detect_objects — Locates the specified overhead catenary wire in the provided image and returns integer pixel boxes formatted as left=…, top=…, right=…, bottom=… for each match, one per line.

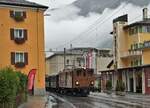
left=52, top=0, right=122, bottom=49
left=51, top=0, right=145, bottom=50
left=66, top=1, right=130, bottom=47
left=68, top=1, right=148, bottom=46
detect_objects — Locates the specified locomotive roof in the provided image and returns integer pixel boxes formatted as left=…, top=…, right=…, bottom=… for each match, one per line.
left=61, top=68, right=94, bottom=73
left=49, top=72, right=59, bottom=76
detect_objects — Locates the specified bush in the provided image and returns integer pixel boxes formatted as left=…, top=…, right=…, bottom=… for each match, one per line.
left=0, top=67, right=27, bottom=107
left=115, top=80, right=125, bottom=92
left=16, top=71, right=28, bottom=104
left=106, top=80, right=112, bottom=91
left=0, top=68, right=19, bottom=104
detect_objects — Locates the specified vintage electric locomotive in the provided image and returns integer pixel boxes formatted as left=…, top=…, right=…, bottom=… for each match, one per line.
left=46, top=68, right=95, bottom=96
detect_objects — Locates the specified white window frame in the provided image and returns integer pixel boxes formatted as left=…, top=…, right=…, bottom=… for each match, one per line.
left=142, top=26, right=147, bottom=33
left=15, top=52, right=25, bottom=63
left=13, top=10, right=23, bottom=17
left=147, top=26, right=150, bottom=33
left=14, top=28, right=24, bottom=38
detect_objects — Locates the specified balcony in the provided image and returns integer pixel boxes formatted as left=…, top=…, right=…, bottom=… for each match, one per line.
left=120, top=50, right=142, bottom=58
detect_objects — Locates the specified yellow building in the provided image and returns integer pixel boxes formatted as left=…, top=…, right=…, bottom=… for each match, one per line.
left=114, top=8, right=150, bottom=69
left=101, top=8, right=150, bottom=94
left=0, top=0, right=48, bottom=95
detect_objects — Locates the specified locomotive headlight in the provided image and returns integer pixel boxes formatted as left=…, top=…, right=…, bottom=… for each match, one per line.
left=75, top=81, right=79, bottom=85
left=91, top=81, right=94, bottom=85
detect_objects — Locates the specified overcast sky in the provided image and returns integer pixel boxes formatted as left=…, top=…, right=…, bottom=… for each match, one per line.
left=28, top=0, right=150, bottom=52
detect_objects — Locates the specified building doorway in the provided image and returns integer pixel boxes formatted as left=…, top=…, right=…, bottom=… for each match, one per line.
left=130, top=78, right=134, bottom=92
left=136, top=72, right=142, bottom=93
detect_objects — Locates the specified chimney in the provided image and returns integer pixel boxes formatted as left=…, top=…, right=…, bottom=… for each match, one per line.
left=143, top=8, right=148, bottom=21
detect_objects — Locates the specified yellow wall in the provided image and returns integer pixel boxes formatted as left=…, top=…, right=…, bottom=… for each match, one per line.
left=143, top=50, right=150, bottom=64
left=0, top=6, right=46, bottom=93
left=128, top=34, right=139, bottom=49
left=119, top=30, right=150, bottom=68
left=139, top=33, right=150, bottom=42
left=114, top=22, right=129, bottom=68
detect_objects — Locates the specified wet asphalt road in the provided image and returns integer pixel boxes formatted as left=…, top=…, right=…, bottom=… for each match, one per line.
left=49, top=93, right=149, bottom=108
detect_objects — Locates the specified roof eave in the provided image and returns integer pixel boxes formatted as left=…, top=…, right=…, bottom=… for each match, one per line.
left=0, top=2, right=49, bottom=9
left=124, top=22, right=150, bottom=29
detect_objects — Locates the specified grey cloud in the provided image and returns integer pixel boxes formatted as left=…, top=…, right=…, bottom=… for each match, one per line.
left=73, top=0, right=150, bottom=16
left=47, top=5, right=81, bottom=22
left=27, top=0, right=150, bottom=51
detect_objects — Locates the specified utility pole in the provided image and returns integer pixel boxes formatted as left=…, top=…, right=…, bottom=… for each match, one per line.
left=114, top=32, right=118, bottom=76
left=70, top=44, right=74, bottom=69
left=64, top=48, right=66, bottom=69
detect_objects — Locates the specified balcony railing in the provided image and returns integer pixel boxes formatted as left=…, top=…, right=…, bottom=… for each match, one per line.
left=120, top=50, right=142, bottom=58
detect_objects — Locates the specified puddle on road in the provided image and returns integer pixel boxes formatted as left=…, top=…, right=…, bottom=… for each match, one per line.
left=52, top=99, right=71, bottom=108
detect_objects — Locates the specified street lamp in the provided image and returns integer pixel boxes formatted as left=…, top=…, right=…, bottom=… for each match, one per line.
left=44, top=14, right=51, bottom=16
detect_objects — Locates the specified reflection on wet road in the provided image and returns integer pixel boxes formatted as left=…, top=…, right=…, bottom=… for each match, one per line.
left=49, top=93, right=149, bottom=108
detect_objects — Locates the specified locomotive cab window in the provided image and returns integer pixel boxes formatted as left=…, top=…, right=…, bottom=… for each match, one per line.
left=83, top=71, right=86, bottom=77
left=90, top=70, right=94, bottom=76
left=76, top=70, right=81, bottom=76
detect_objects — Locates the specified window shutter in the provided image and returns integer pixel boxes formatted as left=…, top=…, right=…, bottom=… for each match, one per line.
left=24, top=29, right=27, bottom=40
left=24, top=52, right=28, bottom=65
left=10, top=28, right=14, bottom=40
left=11, top=52, right=15, bottom=65
left=23, top=11, right=26, bottom=18
left=10, top=10, right=14, bottom=17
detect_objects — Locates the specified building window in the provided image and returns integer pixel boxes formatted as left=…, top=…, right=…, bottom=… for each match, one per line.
left=10, top=10, right=26, bottom=21
left=66, top=59, right=69, bottom=65
left=139, top=58, right=142, bottom=65
left=131, top=58, right=142, bottom=67
left=139, top=26, right=142, bottom=33
left=77, top=57, right=84, bottom=67
left=129, top=26, right=138, bottom=35
left=131, top=44, right=133, bottom=50
left=11, top=52, right=28, bottom=68
left=10, top=28, right=27, bottom=44
left=131, top=61, right=133, bottom=66
left=139, top=43, right=143, bottom=49
left=147, top=26, right=150, bottom=33
left=129, top=26, right=150, bottom=35
left=14, top=11, right=23, bottom=17
left=14, top=29, right=24, bottom=38
left=140, top=26, right=150, bottom=33
left=130, top=43, right=144, bottom=50
left=78, top=60, right=81, bottom=66
left=15, top=52, right=24, bottom=63
left=144, top=41, right=150, bottom=48
left=142, top=26, right=147, bottom=33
